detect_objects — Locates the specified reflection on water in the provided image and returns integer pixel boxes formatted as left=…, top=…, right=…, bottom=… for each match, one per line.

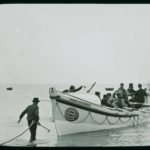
left=54, top=121, right=150, bottom=146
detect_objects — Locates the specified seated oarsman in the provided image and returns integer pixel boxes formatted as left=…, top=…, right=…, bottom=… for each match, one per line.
left=101, top=95, right=108, bottom=106
left=101, top=94, right=114, bottom=108
left=101, top=94, right=112, bottom=107
left=114, top=93, right=125, bottom=108
left=113, top=83, right=130, bottom=108
left=112, top=93, right=132, bottom=110
left=102, top=93, right=127, bottom=110
left=63, top=85, right=83, bottom=93
left=107, top=93, right=119, bottom=109
left=127, top=83, right=136, bottom=102
left=106, top=93, right=113, bottom=104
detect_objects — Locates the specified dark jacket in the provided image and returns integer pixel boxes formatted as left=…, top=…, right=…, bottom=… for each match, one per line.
left=127, top=88, right=136, bottom=96
left=135, top=89, right=147, bottom=103
left=19, top=104, right=39, bottom=121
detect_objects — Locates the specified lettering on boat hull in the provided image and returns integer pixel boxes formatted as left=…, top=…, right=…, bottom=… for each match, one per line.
left=69, top=98, right=91, bottom=107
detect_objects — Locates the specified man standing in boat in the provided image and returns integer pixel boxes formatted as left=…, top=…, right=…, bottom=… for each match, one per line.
left=18, top=97, right=40, bottom=143
left=135, top=83, right=147, bottom=107
left=127, top=83, right=136, bottom=102
left=63, top=85, right=84, bottom=93
left=113, top=83, right=129, bottom=107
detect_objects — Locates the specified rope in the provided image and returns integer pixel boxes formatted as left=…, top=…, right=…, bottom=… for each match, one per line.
left=119, top=117, right=131, bottom=123
left=56, top=102, right=66, bottom=118
left=130, top=117, right=136, bottom=126
left=136, top=109, right=150, bottom=121
left=0, top=122, right=34, bottom=146
left=90, top=112, right=107, bottom=124
left=53, top=93, right=149, bottom=127
left=73, top=112, right=90, bottom=124
left=106, top=116, right=120, bottom=125
left=56, top=102, right=140, bottom=126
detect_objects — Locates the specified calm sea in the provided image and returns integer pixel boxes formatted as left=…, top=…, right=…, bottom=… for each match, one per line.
left=0, top=84, right=150, bottom=147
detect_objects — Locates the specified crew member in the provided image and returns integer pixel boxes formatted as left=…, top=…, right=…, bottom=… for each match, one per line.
left=18, top=97, right=40, bottom=143
left=127, top=83, right=136, bottom=102
left=135, top=83, right=147, bottom=107
left=63, top=85, right=83, bottom=93
left=113, top=83, right=129, bottom=107
left=95, top=91, right=101, bottom=100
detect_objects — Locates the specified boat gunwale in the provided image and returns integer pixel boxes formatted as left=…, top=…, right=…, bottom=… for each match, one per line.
left=54, top=96, right=138, bottom=118
left=57, top=91, right=101, bottom=107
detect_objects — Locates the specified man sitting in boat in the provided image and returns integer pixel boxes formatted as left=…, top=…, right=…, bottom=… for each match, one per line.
left=101, top=94, right=112, bottom=107
left=101, top=93, right=126, bottom=110
left=101, top=93, right=114, bottom=108
left=107, top=93, right=120, bottom=109
left=63, top=85, right=83, bottom=93
left=134, top=83, right=147, bottom=108
left=113, top=93, right=125, bottom=108
left=113, top=83, right=129, bottom=108
left=127, top=83, right=136, bottom=102
left=101, top=94, right=107, bottom=106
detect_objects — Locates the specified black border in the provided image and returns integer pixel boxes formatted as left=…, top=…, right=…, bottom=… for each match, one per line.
left=1, top=145, right=150, bottom=149
left=0, top=2, right=150, bottom=150
left=0, top=0, right=150, bottom=4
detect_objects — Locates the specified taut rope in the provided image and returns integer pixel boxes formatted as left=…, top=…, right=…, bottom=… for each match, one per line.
left=0, top=122, right=34, bottom=146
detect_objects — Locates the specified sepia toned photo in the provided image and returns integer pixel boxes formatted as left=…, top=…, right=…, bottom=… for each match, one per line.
left=1, top=4, right=150, bottom=147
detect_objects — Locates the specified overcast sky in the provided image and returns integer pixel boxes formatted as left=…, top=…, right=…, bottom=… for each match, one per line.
left=1, top=4, right=150, bottom=84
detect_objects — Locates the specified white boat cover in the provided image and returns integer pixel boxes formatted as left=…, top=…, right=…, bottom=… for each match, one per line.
left=60, top=92, right=101, bottom=105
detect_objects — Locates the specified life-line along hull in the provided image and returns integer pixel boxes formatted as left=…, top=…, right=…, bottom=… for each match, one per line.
left=50, top=89, right=150, bottom=136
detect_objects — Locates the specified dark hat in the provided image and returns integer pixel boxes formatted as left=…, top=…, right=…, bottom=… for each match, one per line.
left=69, top=85, right=75, bottom=90
left=32, top=97, right=40, bottom=103
left=138, top=83, right=142, bottom=87
left=95, top=91, right=100, bottom=95
left=129, top=83, right=133, bottom=86
left=107, top=93, right=111, bottom=96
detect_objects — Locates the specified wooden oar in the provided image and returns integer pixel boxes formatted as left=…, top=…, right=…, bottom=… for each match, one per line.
left=39, top=124, right=50, bottom=132
left=87, top=82, right=96, bottom=93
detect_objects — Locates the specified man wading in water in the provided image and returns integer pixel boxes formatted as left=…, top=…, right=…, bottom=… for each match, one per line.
left=18, top=97, right=41, bottom=143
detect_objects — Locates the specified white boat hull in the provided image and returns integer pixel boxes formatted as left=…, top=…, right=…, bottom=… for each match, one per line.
left=49, top=88, right=150, bottom=136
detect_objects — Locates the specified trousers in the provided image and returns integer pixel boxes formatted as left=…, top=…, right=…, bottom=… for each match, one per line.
left=28, top=120, right=37, bottom=142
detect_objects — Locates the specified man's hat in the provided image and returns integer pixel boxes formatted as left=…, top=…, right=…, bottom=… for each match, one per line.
left=69, top=85, right=75, bottom=90
left=33, top=97, right=40, bottom=103
left=138, top=83, right=142, bottom=87
left=129, top=83, right=133, bottom=86
left=95, top=91, right=100, bottom=95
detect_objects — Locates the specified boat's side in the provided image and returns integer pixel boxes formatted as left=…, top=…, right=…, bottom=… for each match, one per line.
left=49, top=88, right=150, bottom=136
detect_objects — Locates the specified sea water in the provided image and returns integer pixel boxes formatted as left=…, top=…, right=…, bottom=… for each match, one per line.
left=0, top=84, right=150, bottom=147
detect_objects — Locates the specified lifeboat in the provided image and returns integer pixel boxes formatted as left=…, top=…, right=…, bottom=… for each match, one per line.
left=49, top=88, right=150, bottom=136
